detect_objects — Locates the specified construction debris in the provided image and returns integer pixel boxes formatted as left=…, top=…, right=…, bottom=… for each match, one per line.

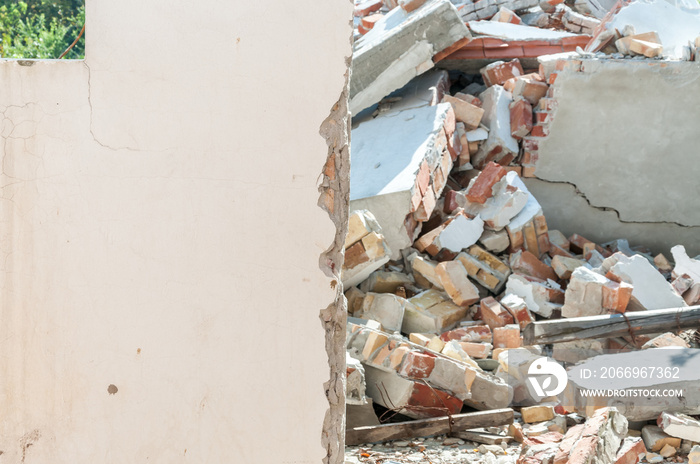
left=345, top=0, right=700, bottom=459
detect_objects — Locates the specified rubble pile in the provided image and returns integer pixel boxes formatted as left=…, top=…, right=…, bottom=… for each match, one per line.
left=344, top=0, right=700, bottom=461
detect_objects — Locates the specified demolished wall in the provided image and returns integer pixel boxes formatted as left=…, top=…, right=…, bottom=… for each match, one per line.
left=525, top=59, right=700, bottom=256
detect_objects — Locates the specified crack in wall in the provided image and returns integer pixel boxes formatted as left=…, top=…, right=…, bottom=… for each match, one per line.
left=532, top=175, right=695, bottom=229
left=83, top=62, right=139, bottom=153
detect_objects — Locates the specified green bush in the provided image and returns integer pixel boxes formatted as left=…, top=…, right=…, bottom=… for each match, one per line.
left=0, top=1, right=85, bottom=59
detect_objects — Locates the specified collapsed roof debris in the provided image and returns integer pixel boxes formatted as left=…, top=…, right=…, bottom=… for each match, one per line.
left=346, top=0, right=700, bottom=461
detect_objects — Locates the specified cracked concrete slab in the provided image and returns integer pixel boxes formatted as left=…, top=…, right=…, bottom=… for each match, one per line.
left=523, top=178, right=700, bottom=256
left=535, top=60, right=700, bottom=227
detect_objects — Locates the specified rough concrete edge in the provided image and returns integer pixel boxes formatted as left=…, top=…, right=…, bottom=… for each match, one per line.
left=317, top=39, right=352, bottom=464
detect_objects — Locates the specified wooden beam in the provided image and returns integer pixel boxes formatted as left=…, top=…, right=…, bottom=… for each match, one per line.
left=451, top=430, right=513, bottom=445
left=522, top=306, right=700, bottom=345
left=345, top=408, right=514, bottom=446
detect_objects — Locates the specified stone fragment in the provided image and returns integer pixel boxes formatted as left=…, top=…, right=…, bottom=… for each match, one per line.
left=435, top=260, right=481, bottom=306
left=443, top=94, right=484, bottom=130
left=642, top=425, right=681, bottom=452
left=689, top=444, right=700, bottom=464
left=343, top=210, right=393, bottom=287
left=500, top=294, right=534, bottom=329
left=456, top=246, right=511, bottom=293
left=404, top=289, right=468, bottom=334
left=614, top=436, right=645, bottom=464
left=479, top=228, right=510, bottom=253
left=398, top=350, right=436, bottom=379
left=510, top=97, right=533, bottom=139
left=364, top=364, right=463, bottom=419
left=427, top=356, right=476, bottom=400
left=550, top=255, right=584, bottom=280
left=553, top=407, right=628, bottom=464
left=642, top=332, right=689, bottom=349
left=512, top=75, right=549, bottom=106
left=671, top=245, right=700, bottom=283
left=607, top=253, right=687, bottom=310
left=521, top=405, right=555, bottom=423
left=493, top=324, right=521, bottom=349
left=358, top=293, right=410, bottom=332
left=480, top=59, right=525, bottom=87
left=510, top=249, right=557, bottom=282
left=505, top=274, right=564, bottom=318
left=657, top=411, right=700, bottom=442
left=466, top=162, right=507, bottom=204
left=629, top=39, right=663, bottom=57
left=480, top=297, right=515, bottom=329
left=441, top=325, right=492, bottom=343
left=472, top=85, right=520, bottom=169
left=360, top=271, right=414, bottom=293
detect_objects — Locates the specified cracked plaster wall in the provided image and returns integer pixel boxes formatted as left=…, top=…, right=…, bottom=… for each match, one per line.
left=528, top=59, right=700, bottom=256
left=0, top=0, right=352, bottom=462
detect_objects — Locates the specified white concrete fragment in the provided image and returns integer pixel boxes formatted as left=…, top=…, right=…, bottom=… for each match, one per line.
left=671, top=245, right=700, bottom=283
left=608, top=254, right=687, bottom=310
left=561, top=266, right=609, bottom=318
left=358, top=293, right=409, bottom=333
left=478, top=176, right=529, bottom=230
left=658, top=412, right=700, bottom=442
left=473, top=85, right=519, bottom=168
left=505, top=274, right=561, bottom=318
left=437, top=215, right=485, bottom=252
left=350, top=102, right=452, bottom=258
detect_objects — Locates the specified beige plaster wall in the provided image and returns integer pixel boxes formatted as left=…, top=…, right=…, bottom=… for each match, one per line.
left=0, top=1, right=352, bottom=462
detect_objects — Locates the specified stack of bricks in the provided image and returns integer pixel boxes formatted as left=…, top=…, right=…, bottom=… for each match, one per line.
left=346, top=320, right=513, bottom=416
left=342, top=210, right=392, bottom=288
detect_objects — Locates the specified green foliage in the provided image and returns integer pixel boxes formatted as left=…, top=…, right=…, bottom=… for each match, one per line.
left=0, top=1, right=85, bottom=59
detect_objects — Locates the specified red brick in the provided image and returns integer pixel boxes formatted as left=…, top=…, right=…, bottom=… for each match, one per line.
left=440, top=325, right=493, bottom=343
left=480, top=297, right=514, bottom=329
left=433, top=37, right=473, bottom=63
left=568, top=233, right=595, bottom=255
left=399, top=0, right=427, bottom=12
left=345, top=242, right=369, bottom=269
left=510, top=250, right=558, bottom=281
left=444, top=189, right=460, bottom=214
left=493, top=325, right=521, bottom=348
left=354, top=0, right=382, bottom=16
left=361, top=13, right=383, bottom=29
left=447, top=129, right=462, bottom=161
left=522, top=45, right=565, bottom=58
left=530, top=124, right=549, bottom=137
left=465, top=162, right=507, bottom=204
left=459, top=341, right=491, bottom=359
left=480, top=59, right=525, bottom=87
left=510, top=98, right=533, bottom=139
left=416, top=160, right=431, bottom=195
left=444, top=105, right=456, bottom=137
left=483, top=46, right=525, bottom=59
left=399, top=351, right=436, bottom=379
left=602, top=281, right=633, bottom=313
left=537, top=98, right=557, bottom=112
left=414, top=185, right=437, bottom=221
left=407, top=382, right=463, bottom=418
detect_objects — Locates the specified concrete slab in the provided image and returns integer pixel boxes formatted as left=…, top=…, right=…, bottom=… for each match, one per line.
left=350, top=0, right=470, bottom=114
